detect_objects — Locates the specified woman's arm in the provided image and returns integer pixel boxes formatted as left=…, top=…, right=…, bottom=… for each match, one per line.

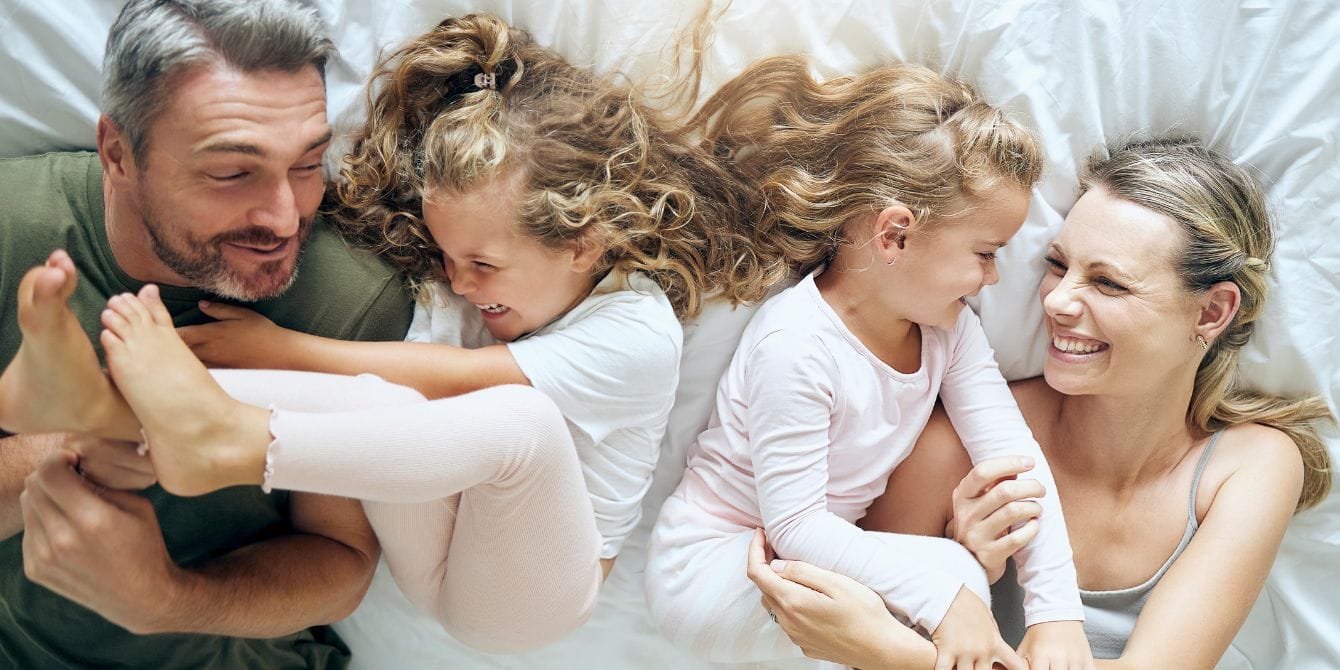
left=1101, top=424, right=1303, bottom=670
left=745, top=530, right=939, bottom=670
left=177, top=302, right=526, bottom=399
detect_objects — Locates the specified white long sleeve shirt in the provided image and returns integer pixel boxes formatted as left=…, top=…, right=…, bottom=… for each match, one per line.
left=680, top=270, right=1083, bottom=630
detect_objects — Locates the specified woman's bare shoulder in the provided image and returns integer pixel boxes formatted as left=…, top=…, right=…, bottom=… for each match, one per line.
left=1198, top=422, right=1304, bottom=518
left=1008, top=376, right=1060, bottom=435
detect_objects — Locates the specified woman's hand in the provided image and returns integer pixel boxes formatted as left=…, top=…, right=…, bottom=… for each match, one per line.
left=1018, top=620, right=1094, bottom=670
left=930, top=586, right=1026, bottom=670
left=176, top=301, right=301, bottom=369
left=949, top=457, right=1045, bottom=584
left=745, top=530, right=937, bottom=670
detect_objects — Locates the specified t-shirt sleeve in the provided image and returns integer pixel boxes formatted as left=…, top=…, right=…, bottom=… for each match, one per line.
left=938, top=308, right=1084, bottom=625
left=507, top=294, right=682, bottom=445
left=507, top=290, right=681, bottom=558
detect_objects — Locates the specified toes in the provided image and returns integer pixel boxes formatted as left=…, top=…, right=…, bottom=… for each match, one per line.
left=121, top=292, right=152, bottom=324
left=101, top=307, right=131, bottom=337
left=98, top=329, right=124, bottom=357
left=137, top=285, right=173, bottom=327
left=16, top=267, right=68, bottom=332
left=28, top=267, right=67, bottom=303
left=107, top=293, right=146, bottom=326
left=46, top=250, right=78, bottom=300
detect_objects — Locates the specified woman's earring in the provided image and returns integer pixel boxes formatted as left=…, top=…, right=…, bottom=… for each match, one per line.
left=887, top=257, right=896, bottom=266
left=1195, top=334, right=1209, bottom=351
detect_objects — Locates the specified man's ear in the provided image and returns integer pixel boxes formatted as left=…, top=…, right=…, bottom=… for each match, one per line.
left=872, top=203, right=914, bottom=264
left=1196, top=280, right=1241, bottom=344
left=97, top=115, right=136, bottom=184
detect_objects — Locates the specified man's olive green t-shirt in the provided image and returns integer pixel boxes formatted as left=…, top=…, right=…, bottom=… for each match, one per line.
left=0, top=152, right=413, bottom=669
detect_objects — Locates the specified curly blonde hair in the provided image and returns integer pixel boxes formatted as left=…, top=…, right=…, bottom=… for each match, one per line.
left=327, top=13, right=773, bottom=319
left=1083, top=138, right=1333, bottom=510
left=683, top=55, right=1043, bottom=276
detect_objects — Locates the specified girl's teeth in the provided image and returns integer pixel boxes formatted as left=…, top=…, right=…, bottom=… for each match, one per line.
left=479, top=303, right=507, bottom=314
left=1052, top=336, right=1104, bottom=354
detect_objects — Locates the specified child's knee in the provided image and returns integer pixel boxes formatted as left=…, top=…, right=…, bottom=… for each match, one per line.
left=439, top=572, right=598, bottom=653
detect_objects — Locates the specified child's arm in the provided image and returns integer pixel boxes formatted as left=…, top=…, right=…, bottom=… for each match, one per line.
left=178, top=301, right=526, bottom=399
left=936, top=309, right=1088, bottom=661
left=745, top=331, right=994, bottom=643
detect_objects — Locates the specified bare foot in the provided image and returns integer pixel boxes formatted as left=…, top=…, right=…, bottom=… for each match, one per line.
left=100, top=284, right=271, bottom=496
left=0, top=250, right=139, bottom=440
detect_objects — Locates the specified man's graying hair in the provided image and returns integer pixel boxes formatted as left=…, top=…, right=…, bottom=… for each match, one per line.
left=102, top=0, right=335, bottom=161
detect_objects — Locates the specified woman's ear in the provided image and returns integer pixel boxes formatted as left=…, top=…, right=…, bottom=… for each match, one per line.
left=873, top=204, right=914, bottom=264
left=1196, top=280, right=1241, bottom=343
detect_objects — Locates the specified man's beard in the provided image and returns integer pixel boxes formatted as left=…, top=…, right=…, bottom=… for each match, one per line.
left=139, top=195, right=312, bottom=301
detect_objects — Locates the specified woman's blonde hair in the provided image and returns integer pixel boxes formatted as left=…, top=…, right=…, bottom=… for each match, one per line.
left=682, top=55, right=1043, bottom=276
left=1082, top=138, right=1333, bottom=510
left=327, top=13, right=773, bottom=319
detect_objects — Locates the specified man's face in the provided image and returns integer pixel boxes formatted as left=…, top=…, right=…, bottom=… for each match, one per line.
left=127, top=65, right=331, bottom=300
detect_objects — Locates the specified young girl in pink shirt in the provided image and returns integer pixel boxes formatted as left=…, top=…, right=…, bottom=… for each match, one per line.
left=647, top=58, right=1092, bottom=669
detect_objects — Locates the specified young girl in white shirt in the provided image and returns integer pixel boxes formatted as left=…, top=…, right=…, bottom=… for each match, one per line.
left=646, top=57, right=1093, bottom=669
left=1, top=14, right=775, bottom=653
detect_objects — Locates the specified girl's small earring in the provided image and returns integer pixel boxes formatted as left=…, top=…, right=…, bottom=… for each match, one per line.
left=1195, top=334, right=1209, bottom=351
left=886, top=257, right=896, bottom=266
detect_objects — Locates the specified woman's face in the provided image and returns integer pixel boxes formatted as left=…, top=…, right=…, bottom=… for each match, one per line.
left=423, top=170, right=598, bottom=342
left=1039, top=186, right=1202, bottom=396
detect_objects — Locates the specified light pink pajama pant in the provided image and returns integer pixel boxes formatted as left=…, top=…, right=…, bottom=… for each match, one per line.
left=646, top=488, right=989, bottom=663
left=212, top=369, right=602, bottom=653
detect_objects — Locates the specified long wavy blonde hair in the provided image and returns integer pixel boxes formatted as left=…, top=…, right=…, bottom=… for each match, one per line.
left=681, top=55, right=1044, bottom=276
left=327, top=13, right=773, bottom=319
left=1083, top=138, right=1333, bottom=510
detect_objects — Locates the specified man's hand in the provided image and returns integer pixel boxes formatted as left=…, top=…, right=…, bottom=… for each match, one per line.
left=70, top=436, right=156, bottom=490
left=20, top=450, right=182, bottom=634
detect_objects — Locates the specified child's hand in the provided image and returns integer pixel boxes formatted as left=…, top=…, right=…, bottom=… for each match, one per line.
left=1018, top=620, right=1093, bottom=670
left=177, top=301, right=299, bottom=369
left=948, top=457, right=1045, bottom=583
left=930, top=586, right=1025, bottom=670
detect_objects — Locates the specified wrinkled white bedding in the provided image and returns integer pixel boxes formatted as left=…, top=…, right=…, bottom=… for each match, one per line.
left=2, top=0, right=1336, bottom=667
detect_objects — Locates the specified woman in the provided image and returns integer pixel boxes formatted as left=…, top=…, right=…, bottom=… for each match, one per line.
left=748, top=138, right=1333, bottom=669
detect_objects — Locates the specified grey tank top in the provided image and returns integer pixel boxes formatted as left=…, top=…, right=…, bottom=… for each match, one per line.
left=992, top=430, right=1224, bottom=659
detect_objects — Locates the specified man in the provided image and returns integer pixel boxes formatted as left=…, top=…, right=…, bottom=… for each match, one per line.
left=0, top=1, right=412, bottom=667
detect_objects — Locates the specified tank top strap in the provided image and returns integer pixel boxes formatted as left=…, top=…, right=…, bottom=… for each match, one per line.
left=1185, top=429, right=1225, bottom=529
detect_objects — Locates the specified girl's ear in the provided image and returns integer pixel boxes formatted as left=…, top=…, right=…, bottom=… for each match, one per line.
left=568, top=232, right=604, bottom=274
left=873, top=204, right=914, bottom=264
left=1195, top=280, right=1241, bottom=344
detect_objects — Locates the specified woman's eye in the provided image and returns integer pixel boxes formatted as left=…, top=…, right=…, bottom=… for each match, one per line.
left=1043, top=256, right=1066, bottom=273
left=1095, top=277, right=1127, bottom=293
left=473, top=261, right=496, bottom=271
left=978, top=252, right=996, bottom=262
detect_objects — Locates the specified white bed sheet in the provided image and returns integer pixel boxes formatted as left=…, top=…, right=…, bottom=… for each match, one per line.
left=2, top=1, right=1336, bottom=668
